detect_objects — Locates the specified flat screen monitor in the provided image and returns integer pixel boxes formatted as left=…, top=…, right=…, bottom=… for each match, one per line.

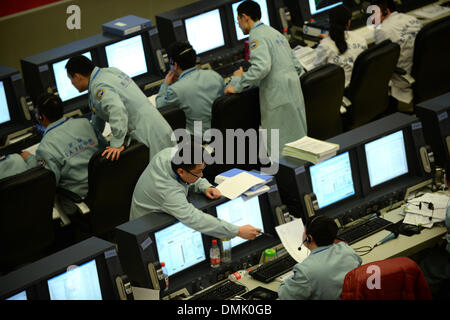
left=6, top=291, right=27, bottom=300
left=154, top=222, right=206, bottom=277
left=47, top=259, right=103, bottom=300
left=0, top=81, right=11, bottom=125
left=309, top=0, right=343, bottom=15
left=310, top=152, right=355, bottom=209
left=365, top=130, right=409, bottom=188
left=216, top=195, right=264, bottom=248
left=185, top=8, right=225, bottom=54
left=105, top=35, right=148, bottom=78
left=232, top=0, right=271, bottom=40
left=52, top=52, right=92, bottom=102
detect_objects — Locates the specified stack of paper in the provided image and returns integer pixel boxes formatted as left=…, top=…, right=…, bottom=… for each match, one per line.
left=216, top=171, right=268, bottom=200
left=402, top=193, right=450, bottom=228
left=293, top=45, right=318, bottom=72
left=215, top=169, right=273, bottom=199
left=282, top=136, right=340, bottom=164
left=412, top=4, right=450, bottom=19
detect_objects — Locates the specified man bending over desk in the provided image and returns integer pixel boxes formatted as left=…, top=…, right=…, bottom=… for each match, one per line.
left=278, top=216, right=362, bottom=300
left=0, top=151, right=29, bottom=180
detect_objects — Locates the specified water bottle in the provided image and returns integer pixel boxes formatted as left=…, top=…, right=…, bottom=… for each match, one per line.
left=221, top=238, right=232, bottom=264
left=160, top=262, right=169, bottom=290
left=210, top=239, right=220, bottom=268
left=229, top=269, right=252, bottom=281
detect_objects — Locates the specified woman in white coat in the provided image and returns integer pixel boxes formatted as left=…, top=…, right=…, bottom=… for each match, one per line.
left=313, top=5, right=368, bottom=87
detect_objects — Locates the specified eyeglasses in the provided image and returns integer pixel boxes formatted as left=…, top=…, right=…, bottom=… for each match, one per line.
left=186, top=165, right=206, bottom=179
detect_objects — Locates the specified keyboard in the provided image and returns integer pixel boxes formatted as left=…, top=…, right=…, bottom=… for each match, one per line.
left=337, top=216, right=393, bottom=245
left=214, top=59, right=251, bottom=78
left=249, top=254, right=297, bottom=283
left=188, top=279, right=247, bottom=300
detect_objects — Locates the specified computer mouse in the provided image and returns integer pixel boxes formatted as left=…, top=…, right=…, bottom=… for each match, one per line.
left=399, top=223, right=421, bottom=236
left=251, top=291, right=273, bottom=300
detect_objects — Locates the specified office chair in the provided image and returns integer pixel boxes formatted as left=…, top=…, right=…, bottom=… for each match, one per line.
left=158, top=103, right=186, bottom=131
left=66, top=142, right=149, bottom=242
left=343, top=40, right=400, bottom=130
left=341, top=257, right=432, bottom=300
left=412, top=15, right=450, bottom=105
left=206, top=87, right=262, bottom=181
left=0, top=167, right=56, bottom=274
left=300, top=64, right=345, bottom=140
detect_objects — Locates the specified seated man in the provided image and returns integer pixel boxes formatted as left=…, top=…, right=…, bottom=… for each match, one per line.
left=0, top=152, right=29, bottom=180
left=372, top=0, right=422, bottom=108
left=21, top=93, right=106, bottom=212
left=278, top=216, right=362, bottom=300
left=155, top=41, right=228, bottom=140
left=129, top=139, right=261, bottom=240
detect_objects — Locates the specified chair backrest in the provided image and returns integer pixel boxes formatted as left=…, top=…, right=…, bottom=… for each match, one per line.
left=158, top=103, right=186, bottom=131
left=341, top=257, right=432, bottom=300
left=85, top=142, right=149, bottom=237
left=412, top=16, right=450, bottom=104
left=300, top=64, right=345, bottom=140
left=208, top=87, right=261, bottom=180
left=0, top=167, right=56, bottom=274
left=346, top=40, right=400, bottom=129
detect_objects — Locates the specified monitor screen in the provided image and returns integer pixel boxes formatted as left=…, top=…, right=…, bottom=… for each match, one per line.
left=6, top=291, right=27, bottom=300
left=0, top=81, right=11, bottom=125
left=365, top=130, right=409, bottom=188
left=185, top=9, right=225, bottom=54
left=310, top=152, right=355, bottom=209
left=216, top=196, right=264, bottom=248
left=105, top=35, right=148, bottom=78
left=309, top=0, right=343, bottom=15
left=52, top=52, right=92, bottom=102
left=47, top=259, right=102, bottom=300
left=154, top=222, right=206, bottom=277
left=232, top=0, right=270, bottom=40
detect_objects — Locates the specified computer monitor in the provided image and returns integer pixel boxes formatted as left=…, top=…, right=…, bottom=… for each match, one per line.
left=185, top=9, right=226, bottom=55
left=309, top=0, right=343, bottom=16
left=154, top=222, right=206, bottom=276
left=5, top=291, right=27, bottom=300
left=52, top=52, right=92, bottom=103
left=216, top=195, right=265, bottom=247
left=231, top=0, right=271, bottom=40
left=364, top=130, right=409, bottom=188
left=0, top=81, right=11, bottom=125
left=309, top=152, right=356, bottom=209
left=47, top=259, right=103, bottom=300
left=105, top=34, right=149, bottom=78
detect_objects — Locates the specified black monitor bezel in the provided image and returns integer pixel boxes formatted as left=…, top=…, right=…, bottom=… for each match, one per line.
left=0, top=75, right=22, bottom=132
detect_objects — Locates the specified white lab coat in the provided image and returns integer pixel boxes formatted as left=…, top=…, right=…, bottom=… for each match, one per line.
left=313, top=31, right=368, bottom=87
left=375, top=12, right=422, bottom=103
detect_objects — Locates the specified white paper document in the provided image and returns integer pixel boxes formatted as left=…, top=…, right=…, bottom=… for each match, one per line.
left=216, top=171, right=265, bottom=200
left=413, top=4, right=450, bottom=19
left=405, top=193, right=449, bottom=221
left=285, top=136, right=339, bottom=156
left=275, top=219, right=310, bottom=263
left=148, top=94, right=157, bottom=106
left=131, top=286, right=160, bottom=300
left=293, top=45, right=317, bottom=72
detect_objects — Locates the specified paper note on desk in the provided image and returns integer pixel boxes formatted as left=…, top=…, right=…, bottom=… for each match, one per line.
left=413, top=4, right=450, bottom=19
left=293, top=45, right=317, bottom=72
left=215, top=171, right=265, bottom=200
left=405, top=193, right=449, bottom=221
left=275, top=219, right=310, bottom=263
left=24, top=143, right=39, bottom=155
left=148, top=94, right=157, bottom=106
left=131, top=286, right=160, bottom=300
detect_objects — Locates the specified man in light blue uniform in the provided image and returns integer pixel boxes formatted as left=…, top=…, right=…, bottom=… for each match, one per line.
left=0, top=153, right=29, bottom=180
left=278, top=216, right=362, bottom=300
left=130, top=140, right=261, bottom=240
left=66, top=56, right=175, bottom=161
left=156, top=41, right=227, bottom=139
left=225, top=0, right=307, bottom=158
left=21, top=93, right=105, bottom=205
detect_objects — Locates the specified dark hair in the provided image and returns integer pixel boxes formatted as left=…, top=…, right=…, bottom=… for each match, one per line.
left=66, top=55, right=95, bottom=77
left=329, top=6, right=352, bottom=55
left=371, top=0, right=396, bottom=16
left=168, top=41, right=197, bottom=70
left=36, top=92, right=63, bottom=122
left=305, top=216, right=338, bottom=246
left=171, top=136, right=205, bottom=173
left=237, top=0, right=261, bottom=21
left=444, top=161, right=450, bottom=182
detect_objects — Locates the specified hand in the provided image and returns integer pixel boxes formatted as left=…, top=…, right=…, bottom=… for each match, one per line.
left=102, top=145, right=125, bottom=161
left=20, top=151, right=31, bottom=161
left=318, top=33, right=328, bottom=39
left=233, top=66, right=244, bottom=77
left=165, top=70, right=178, bottom=85
left=224, top=85, right=236, bottom=95
left=237, top=225, right=261, bottom=240
left=205, top=187, right=221, bottom=199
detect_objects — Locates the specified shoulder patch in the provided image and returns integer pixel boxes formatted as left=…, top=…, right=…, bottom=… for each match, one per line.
left=249, top=40, right=258, bottom=50
left=37, top=158, right=46, bottom=167
left=96, top=89, right=105, bottom=100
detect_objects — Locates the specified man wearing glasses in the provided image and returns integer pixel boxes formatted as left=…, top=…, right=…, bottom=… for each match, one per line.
left=129, top=141, right=261, bottom=240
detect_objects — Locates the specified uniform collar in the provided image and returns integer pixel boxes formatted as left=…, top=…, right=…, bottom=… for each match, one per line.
left=0, top=155, right=8, bottom=162
left=311, top=244, right=332, bottom=255
left=44, top=117, right=68, bottom=136
left=251, top=21, right=264, bottom=31
left=88, top=67, right=101, bottom=92
left=178, top=67, right=197, bottom=80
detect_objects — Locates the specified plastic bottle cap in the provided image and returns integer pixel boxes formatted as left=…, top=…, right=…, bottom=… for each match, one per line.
left=212, top=239, right=217, bottom=244
left=160, top=262, right=165, bottom=266
left=264, top=249, right=276, bottom=258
